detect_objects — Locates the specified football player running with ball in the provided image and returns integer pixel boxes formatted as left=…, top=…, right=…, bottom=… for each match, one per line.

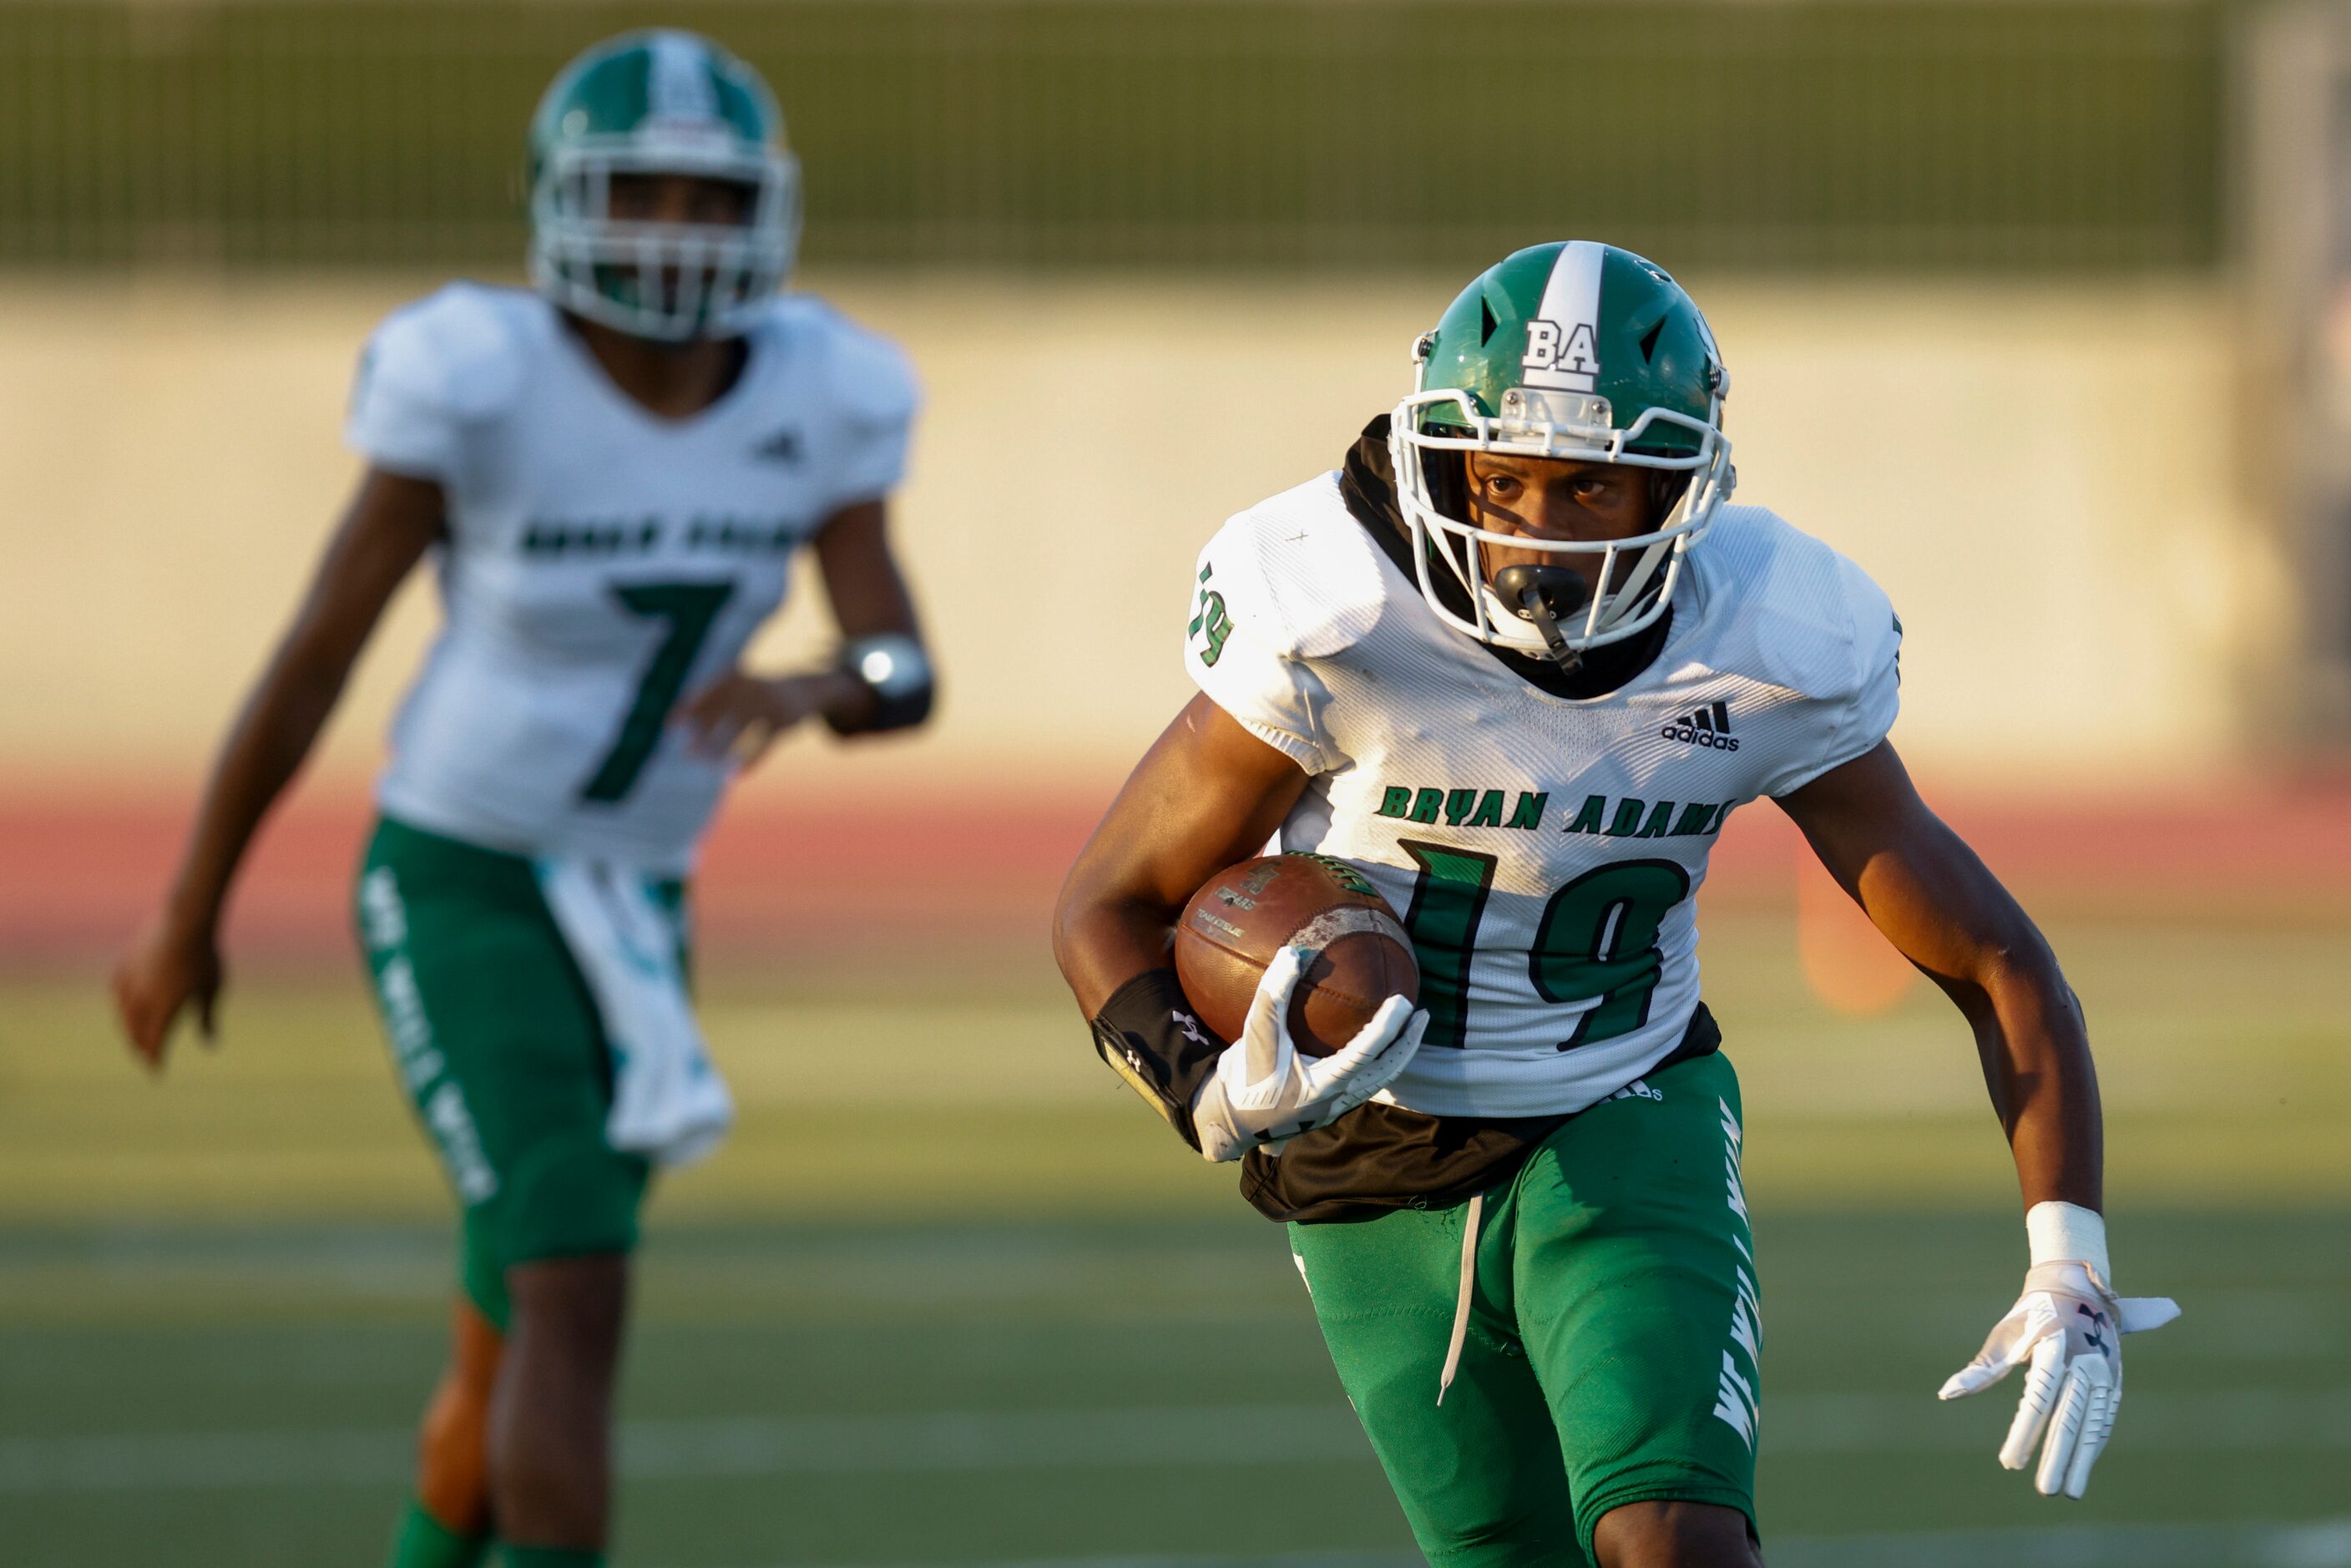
left=1054, top=242, right=2177, bottom=1567
left=111, top=32, right=933, bottom=1568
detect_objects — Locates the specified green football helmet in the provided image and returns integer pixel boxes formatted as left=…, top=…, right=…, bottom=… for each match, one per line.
left=527, top=29, right=799, bottom=341
left=1389, top=241, right=1733, bottom=660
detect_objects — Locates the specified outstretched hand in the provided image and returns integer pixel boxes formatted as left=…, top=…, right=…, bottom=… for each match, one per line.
left=112, top=920, right=223, bottom=1075
left=1939, top=1262, right=2180, bottom=1498
left=675, top=668, right=862, bottom=768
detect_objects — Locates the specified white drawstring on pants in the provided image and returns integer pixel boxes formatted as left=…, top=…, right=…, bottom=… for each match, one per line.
left=1436, top=1191, right=1484, bottom=1406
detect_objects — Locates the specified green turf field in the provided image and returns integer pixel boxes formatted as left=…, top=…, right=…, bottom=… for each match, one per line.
left=1, top=912, right=2344, bottom=1565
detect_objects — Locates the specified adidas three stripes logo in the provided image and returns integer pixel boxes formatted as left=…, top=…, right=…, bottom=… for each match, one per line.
left=1661, top=700, right=1740, bottom=751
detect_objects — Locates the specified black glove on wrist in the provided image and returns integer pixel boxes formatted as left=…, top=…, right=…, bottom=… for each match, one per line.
left=1088, top=967, right=1226, bottom=1153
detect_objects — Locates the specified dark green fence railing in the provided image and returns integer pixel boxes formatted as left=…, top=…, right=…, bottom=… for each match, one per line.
left=0, top=1, right=2225, bottom=273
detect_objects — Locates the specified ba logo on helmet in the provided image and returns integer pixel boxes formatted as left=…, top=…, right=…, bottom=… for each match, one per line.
left=1522, top=319, right=1600, bottom=381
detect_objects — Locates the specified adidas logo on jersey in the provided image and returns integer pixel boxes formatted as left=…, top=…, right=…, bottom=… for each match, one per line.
left=752, top=427, right=802, bottom=464
left=1662, top=701, right=1739, bottom=752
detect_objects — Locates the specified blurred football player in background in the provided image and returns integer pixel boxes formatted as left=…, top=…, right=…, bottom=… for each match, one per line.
left=111, top=30, right=933, bottom=1568
left=1055, top=243, right=2177, bottom=1567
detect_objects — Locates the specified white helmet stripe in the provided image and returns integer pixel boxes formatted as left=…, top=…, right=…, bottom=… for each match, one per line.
left=1522, top=240, right=1605, bottom=396
left=647, top=30, right=720, bottom=124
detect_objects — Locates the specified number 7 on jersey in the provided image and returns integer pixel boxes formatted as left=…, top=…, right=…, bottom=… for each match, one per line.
left=577, top=579, right=737, bottom=804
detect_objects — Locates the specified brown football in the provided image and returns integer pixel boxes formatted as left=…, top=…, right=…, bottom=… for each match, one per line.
left=1174, top=853, right=1420, bottom=1057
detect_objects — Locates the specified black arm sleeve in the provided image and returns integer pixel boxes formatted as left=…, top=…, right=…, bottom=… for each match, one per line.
left=1088, top=968, right=1227, bottom=1153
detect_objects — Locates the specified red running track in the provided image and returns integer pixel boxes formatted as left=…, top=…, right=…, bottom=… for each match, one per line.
left=4, top=778, right=2346, bottom=971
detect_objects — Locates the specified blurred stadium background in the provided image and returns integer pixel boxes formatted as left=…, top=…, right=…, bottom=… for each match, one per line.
left=1, top=2, right=2348, bottom=1564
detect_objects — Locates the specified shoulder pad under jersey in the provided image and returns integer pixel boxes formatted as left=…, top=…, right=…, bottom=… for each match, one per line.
left=765, top=294, right=920, bottom=432
left=360, top=282, right=537, bottom=427
left=1196, top=473, right=1393, bottom=660
left=1687, top=505, right=1902, bottom=703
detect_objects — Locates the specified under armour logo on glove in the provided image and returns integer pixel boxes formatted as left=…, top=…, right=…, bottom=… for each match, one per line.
left=1939, top=1261, right=2179, bottom=1498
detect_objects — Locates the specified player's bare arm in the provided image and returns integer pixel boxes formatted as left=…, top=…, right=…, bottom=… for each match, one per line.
left=675, top=497, right=933, bottom=764
left=112, top=467, right=444, bottom=1070
left=1778, top=739, right=2101, bottom=1210
left=1779, top=739, right=2178, bottom=1497
left=1054, top=693, right=1308, bottom=1015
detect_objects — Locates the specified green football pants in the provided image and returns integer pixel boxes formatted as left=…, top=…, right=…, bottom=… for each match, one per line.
left=1289, top=1051, right=1762, bottom=1566
left=355, top=817, right=671, bottom=1330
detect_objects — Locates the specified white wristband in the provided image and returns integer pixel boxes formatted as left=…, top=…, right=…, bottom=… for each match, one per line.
left=2025, top=1200, right=2111, bottom=1283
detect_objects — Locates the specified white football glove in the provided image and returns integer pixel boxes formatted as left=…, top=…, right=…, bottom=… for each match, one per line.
left=1190, top=945, right=1426, bottom=1164
left=1939, top=1205, right=2180, bottom=1499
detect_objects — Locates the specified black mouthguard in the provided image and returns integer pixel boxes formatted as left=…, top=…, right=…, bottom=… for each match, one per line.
left=1493, top=564, right=1590, bottom=670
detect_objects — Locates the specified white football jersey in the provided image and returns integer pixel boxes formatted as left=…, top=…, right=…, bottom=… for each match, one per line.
left=1186, top=473, right=1900, bottom=1118
left=346, top=283, right=918, bottom=872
